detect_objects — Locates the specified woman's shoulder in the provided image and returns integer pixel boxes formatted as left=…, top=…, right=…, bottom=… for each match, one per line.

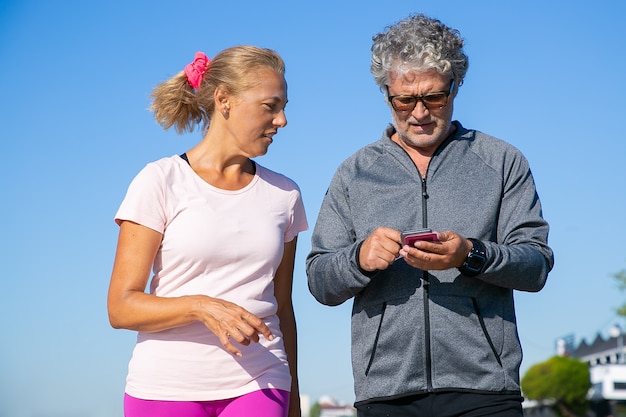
left=144, top=154, right=186, bottom=170
left=255, top=162, right=302, bottom=192
left=133, top=154, right=188, bottom=179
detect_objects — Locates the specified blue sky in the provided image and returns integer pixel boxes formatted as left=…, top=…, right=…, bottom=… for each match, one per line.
left=1, top=1, right=625, bottom=416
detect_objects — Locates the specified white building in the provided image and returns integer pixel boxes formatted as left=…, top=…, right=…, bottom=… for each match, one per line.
left=574, top=332, right=626, bottom=401
left=572, top=332, right=626, bottom=416
left=318, top=395, right=356, bottom=417
left=588, top=364, right=626, bottom=401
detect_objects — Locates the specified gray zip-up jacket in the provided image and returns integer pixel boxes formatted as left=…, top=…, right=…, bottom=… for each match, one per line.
left=306, top=122, right=554, bottom=405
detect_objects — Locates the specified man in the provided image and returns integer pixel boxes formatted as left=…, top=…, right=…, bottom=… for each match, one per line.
left=306, top=14, right=554, bottom=417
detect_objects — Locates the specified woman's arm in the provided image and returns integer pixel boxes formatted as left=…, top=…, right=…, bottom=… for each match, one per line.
left=107, top=220, right=273, bottom=357
left=274, top=237, right=301, bottom=417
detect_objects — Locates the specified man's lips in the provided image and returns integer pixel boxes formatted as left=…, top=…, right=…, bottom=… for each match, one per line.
left=410, top=121, right=434, bottom=130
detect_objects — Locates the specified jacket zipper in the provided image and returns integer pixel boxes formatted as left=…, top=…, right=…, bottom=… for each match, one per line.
left=420, top=176, right=434, bottom=391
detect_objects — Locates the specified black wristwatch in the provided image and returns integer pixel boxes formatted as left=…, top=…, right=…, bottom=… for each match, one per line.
left=458, top=238, right=487, bottom=277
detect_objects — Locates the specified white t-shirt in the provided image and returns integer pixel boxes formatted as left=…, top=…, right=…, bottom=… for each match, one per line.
left=115, top=155, right=308, bottom=401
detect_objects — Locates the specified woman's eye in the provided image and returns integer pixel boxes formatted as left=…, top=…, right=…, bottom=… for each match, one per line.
left=263, top=100, right=286, bottom=112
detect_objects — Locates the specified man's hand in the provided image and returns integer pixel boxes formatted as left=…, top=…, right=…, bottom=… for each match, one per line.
left=399, top=230, right=472, bottom=271
left=359, top=227, right=402, bottom=272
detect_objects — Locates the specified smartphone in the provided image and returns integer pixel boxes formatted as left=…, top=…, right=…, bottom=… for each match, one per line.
left=401, top=228, right=439, bottom=246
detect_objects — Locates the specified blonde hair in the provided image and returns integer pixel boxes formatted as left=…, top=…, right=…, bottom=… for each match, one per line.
left=150, top=46, right=285, bottom=134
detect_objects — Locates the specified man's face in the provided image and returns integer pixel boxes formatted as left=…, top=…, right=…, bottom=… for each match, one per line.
left=386, top=68, right=456, bottom=155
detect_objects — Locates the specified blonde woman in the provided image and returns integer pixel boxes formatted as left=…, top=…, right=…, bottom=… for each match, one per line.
left=108, top=46, right=307, bottom=417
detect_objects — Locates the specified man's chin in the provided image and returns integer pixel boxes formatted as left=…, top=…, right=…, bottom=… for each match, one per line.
left=398, top=132, right=446, bottom=152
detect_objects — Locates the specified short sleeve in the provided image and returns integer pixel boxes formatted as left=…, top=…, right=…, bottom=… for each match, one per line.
left=114, top=163, right=167, bottom=234
left=285, top=187, right=308, bottom=243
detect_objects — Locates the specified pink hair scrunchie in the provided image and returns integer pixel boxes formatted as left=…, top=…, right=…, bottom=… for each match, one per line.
left=184, top=52, right=211, bottom=89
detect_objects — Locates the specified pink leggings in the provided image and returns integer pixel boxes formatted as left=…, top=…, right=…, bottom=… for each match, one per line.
left=124, top=389, right=290, bottom=417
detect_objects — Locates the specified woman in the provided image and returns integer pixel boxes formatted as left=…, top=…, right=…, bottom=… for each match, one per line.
left=108, top=46, right=307, bottom=417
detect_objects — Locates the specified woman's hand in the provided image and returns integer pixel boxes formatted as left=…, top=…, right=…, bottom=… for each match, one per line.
left=107, top=220, right=272, bottom=357
left=191, top=296, right=273, bottom=357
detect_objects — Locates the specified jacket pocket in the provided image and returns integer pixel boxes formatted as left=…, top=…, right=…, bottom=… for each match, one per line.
left=428, top=294, right=507, bottom=390
left=352, top=295, right=429, bottom=400
left=353, top=261, right=422, bottom=379
left=364, top=301, right=386, bottom=376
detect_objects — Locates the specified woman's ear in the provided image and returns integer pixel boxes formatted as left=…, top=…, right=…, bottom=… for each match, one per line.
left=214, top=86, right=230, bottom=110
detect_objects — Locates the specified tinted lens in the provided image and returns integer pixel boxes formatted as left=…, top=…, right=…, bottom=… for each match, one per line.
left=390, top=92, right=449, bottom=111
left=422, top=93, right=448, bottom=107
left=391, top=96, right=417, bottom=111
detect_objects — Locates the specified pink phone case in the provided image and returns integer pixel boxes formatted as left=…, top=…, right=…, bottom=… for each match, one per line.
left=403, top=231, right=439, bottom=246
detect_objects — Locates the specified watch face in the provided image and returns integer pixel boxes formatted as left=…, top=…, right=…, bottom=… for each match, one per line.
left=466, top=254, right=486, bottom=272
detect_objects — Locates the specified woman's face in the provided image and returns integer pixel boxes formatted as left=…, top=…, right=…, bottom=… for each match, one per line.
left=225, top=68, right=288, bottom=158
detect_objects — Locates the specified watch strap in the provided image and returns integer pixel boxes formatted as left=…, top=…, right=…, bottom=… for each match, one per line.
left=458, top=238, right=487, bottom=277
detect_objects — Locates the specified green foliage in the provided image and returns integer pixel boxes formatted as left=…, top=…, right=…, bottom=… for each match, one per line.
left=521, top=356, right=590, bottom=417
left=614, top=269, right=626, bottom=317
left=310, top=402, right=321, bottom=417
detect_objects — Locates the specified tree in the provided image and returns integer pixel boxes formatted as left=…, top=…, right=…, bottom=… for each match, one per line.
left=521, top=355, right=590, bottom=417
left=309, top=402, right=321, bottom=417
left=614, top=269, right=626, bottom=317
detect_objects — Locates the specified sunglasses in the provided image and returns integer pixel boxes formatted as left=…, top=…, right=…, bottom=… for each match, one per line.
left=386, top=80, right=455, bottom=112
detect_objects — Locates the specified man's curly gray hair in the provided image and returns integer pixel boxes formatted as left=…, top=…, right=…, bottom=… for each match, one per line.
left=370, top=14, right=469, bottom=88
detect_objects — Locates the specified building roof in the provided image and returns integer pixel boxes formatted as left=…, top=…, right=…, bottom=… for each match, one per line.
left=574, top=333, right=621, bottom=358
